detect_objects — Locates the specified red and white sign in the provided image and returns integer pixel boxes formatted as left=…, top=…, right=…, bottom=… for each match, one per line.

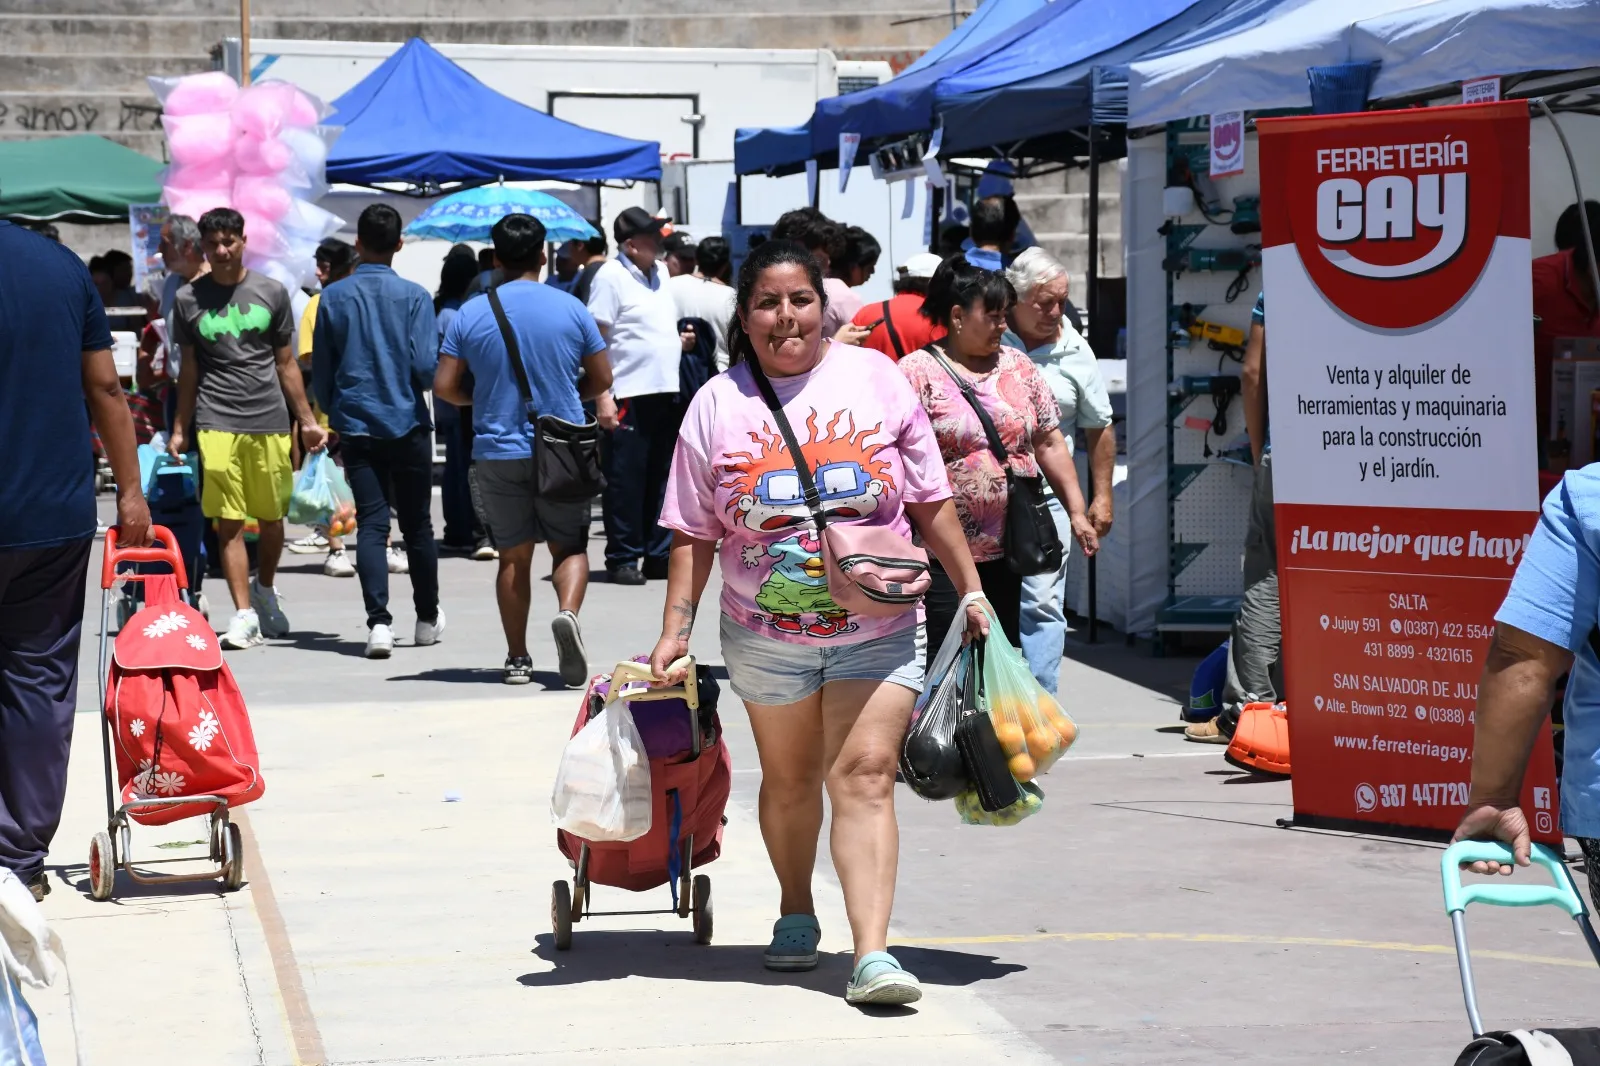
left=1462, top=76, right=1501, bottom=104
left=1210, top=110, right=1245, bottom=177
left=1258, top=102, right=1558, bottom=841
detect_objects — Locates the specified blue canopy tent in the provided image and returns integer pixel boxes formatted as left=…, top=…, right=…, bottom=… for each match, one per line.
left=898, top=0, right=1058, bottom=77
left=734, top=0, right=1077, bottom=175
left=326, top=37, right=662, bottom=188
left=933, top=0, right=1250, bottom=154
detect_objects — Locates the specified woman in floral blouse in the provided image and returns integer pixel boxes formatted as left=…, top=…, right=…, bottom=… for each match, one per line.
left=898, top=256, right=1098, bottom=663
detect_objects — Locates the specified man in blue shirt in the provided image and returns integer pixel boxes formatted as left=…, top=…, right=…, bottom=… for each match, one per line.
left=1454, top=465, right=1600, bottom=900
left=0, top=221, right=150, bottom=899
left=434, top=214, right=612, bottom=686
left=313, top=204, right=441, bottom=659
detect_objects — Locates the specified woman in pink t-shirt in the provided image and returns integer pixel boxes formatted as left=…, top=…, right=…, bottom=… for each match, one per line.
left=652, top=240, right=987, bottom=1006
left=899, top=256, right=1099, bottom=668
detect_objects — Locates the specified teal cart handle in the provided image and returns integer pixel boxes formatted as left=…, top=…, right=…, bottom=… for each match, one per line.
left=1441, top=841, right=1586, bottom=918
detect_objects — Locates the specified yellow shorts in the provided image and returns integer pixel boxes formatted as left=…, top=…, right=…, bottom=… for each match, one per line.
left=197, top=430, right=293, bottom=522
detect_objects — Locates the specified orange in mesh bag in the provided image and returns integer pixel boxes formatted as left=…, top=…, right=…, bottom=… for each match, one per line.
left=978, top=605, right=1078, bottom=782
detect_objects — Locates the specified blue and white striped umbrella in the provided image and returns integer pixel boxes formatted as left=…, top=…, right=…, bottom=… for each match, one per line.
left=403, top=186, right=598, bottom=243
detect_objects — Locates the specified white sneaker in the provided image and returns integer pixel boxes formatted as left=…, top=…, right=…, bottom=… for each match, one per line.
left=366, top=623, right=395, bottom=659
left=220, top=609, right=264, bottom=650
left=195, top=592, right=211, bottom=622
left=387, top=545, right=409, bottom=574
left=323, top=548, right=355, bottom=578
left=287, top=531, right=329, bottom=555
left=551, top=610, right=588, bottom=688
left=415, top=608, right=446, bottom=647
left=250, top=579, right=290, bottom=639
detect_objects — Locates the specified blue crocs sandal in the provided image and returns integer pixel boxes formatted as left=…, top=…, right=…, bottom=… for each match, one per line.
left=846, top=951, right=922, bottom=1006
left=764, top=914, right=821, bottom=971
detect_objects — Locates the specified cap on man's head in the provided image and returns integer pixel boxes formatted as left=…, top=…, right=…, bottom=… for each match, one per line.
left=899, top=252, right=943, bottom=280
left=613, top=206, right=670, bottom=243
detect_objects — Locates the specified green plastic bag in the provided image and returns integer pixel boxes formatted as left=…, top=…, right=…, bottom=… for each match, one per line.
left=956, top=781, right=1044, bottom=826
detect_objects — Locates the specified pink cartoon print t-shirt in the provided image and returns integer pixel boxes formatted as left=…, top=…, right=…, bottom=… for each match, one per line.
left=660, top=341, right=951, bottom=646
left=897, top=345, right=1061, bottom=563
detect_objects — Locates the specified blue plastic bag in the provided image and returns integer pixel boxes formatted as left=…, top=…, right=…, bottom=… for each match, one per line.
left=288, top=453, right=342, bottom=527
left=0, top=974, right=45, bottom=1066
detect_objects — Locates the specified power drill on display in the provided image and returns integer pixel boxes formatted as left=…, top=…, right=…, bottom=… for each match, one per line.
left=1171, top=374, right=1242, bottom=457
left=1162, top=245, right=1262, bottom=303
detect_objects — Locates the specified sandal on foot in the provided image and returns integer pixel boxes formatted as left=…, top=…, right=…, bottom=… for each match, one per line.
left=764, top=914, right=821, bottom=971
left=846, top=951, right=922, bottom=1006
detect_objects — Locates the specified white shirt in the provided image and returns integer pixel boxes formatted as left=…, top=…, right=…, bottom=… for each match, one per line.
left=666, top=273, right=736, bottom=370
left=585, top=256, right=681, bottom=399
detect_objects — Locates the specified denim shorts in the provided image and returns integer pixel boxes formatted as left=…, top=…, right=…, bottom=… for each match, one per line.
left=719, top=614, right=925, bottom=706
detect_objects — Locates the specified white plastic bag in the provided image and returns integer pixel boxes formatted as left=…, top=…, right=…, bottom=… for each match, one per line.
left=550, top=701, right=653, bottom=842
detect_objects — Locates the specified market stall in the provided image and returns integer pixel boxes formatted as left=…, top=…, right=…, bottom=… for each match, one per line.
left=0, top=134, right=162, bottom=221
left=326, top=37, right=662, bottom=189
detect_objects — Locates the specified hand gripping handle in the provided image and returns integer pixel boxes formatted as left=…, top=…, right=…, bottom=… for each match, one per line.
left=101, top=524, right=189, bottom=591
left=1441, top=841, right=1586, bottom=918
left=607, top=656, right=699, bottom=711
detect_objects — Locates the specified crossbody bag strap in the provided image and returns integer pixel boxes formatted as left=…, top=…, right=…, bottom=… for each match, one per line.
left=880, top=300, right=907, bottom=359
left=743, top=356, right=828, bottom=532
left=487, top=286, right=537, bottom=420
left=925, top=344, right=1008, bottom=465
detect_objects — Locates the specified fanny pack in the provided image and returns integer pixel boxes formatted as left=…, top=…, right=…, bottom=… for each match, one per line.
left=925, top=345, right=1063, bottom=577
left=488, top=286, right=606, bottom=503
left=745, top=351, right=930, bottom=617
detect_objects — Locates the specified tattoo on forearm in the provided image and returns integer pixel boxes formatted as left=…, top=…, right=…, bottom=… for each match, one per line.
left=671, top=598, right=698, bottom=639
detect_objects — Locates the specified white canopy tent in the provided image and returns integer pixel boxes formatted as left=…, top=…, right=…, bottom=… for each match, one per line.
left=1127, top=0, right=1600, bottom=127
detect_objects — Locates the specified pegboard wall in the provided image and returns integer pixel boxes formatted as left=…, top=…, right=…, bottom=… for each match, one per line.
left=1163, top=120, right=1263, bottom=617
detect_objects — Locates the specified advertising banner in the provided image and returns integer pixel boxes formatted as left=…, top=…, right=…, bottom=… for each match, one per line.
left=1257, top=101, right=1559, bottom=841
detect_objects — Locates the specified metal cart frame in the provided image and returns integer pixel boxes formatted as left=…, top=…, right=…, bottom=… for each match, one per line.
left=88, top=525, right=244, bottom=901
left=552, top=657, right=713, bottom=949
left=1442, top=839, right=1600, bottom=1037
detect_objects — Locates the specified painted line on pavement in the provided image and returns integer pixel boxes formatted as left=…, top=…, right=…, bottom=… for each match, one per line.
left=236, top=809, right=328, bottom=1066
left=889, top=929, right=1594, bottom=968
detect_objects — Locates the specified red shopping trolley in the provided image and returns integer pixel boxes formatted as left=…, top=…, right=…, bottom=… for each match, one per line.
left=87, top=525, right=265, bottom=900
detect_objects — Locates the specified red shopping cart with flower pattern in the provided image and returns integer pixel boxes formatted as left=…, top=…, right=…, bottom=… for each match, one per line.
left=87, top=525, right=265, bottom=900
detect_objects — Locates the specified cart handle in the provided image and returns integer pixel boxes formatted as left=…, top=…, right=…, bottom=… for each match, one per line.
left=1441, top=841, right=1586, bottom=918
left=102, top=524, right=189, bottom=591
left=607, top=656, right=698, bottom=711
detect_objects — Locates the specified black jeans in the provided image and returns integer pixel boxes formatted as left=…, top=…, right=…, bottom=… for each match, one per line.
left=0, top=537, right=90, bottom=882
left=924, top=558, right=1023, bottom=672
left=434, top=400, right=481, bottom=548
left=603, top=392, right=683, bottom=570
left=342, top=426, right=439, bottom=629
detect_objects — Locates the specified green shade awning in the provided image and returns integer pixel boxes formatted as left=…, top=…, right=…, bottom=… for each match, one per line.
left=0, top=135, right=164, bottom=222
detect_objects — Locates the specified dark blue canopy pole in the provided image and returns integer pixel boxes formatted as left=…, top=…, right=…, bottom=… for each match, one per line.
left=1086, top=122, right=1100, bottom=644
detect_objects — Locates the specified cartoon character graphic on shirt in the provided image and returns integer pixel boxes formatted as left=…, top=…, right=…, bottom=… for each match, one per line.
left=723, top=410, right=895, bottom=638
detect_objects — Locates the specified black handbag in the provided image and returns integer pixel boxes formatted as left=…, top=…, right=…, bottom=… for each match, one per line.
left=926, top=346, right=1063, bottom=577
left=487, top=286, right=606, bottom=503
left=900, top=643, right=974, bottom=800
left=953, top=640, right=1023, bottom=812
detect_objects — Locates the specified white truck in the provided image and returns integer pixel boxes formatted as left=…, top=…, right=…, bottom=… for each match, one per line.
left=221, top=40, right=917, bottom=300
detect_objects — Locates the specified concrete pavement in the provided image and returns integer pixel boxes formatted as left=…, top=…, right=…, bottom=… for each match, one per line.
left=21, top=511, right=1600, bottom=1064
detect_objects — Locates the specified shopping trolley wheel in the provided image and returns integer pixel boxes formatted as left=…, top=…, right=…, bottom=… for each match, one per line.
left=552, top=880, right=573, bottom=951
left=222, top=823, right=245, bottom=892
left=88, top=831, right=115, bottom=902
left=692, top=875, right=713, bottom=945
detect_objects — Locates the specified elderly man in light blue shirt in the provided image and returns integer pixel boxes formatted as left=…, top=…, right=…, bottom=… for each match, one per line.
left=1003, top=248, right=1116, bottom=694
